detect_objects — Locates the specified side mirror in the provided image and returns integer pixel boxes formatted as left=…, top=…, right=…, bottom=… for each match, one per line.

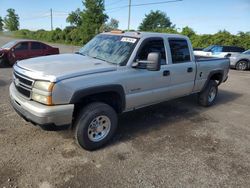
left=146, top=52, right=161, bottom=71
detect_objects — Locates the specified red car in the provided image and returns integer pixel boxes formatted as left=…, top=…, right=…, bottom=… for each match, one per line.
left=0, top=40, right=59, bottom=66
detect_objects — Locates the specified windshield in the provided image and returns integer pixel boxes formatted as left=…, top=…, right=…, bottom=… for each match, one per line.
left=203, top=45, right=216, bottom=52
left=243, top=50, right=250, bottom=55
left=1, top=41, right=17, bottom=49
left=79, top=34, right=138, bottom=65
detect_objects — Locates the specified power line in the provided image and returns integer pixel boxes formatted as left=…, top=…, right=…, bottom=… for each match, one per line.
left=131, top=0, right=182, bottom=7
left=106, top=0, right=183, bottom=11
left=105, top=0, right=127, bottom=7
left=107, top=0, right=183, bottom=31
left=106, top=7, right=124, bottom=13
left=20, top=16, right=48, bottom=21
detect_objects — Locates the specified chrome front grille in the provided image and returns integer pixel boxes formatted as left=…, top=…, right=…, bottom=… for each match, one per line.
left=13, top=71, right=34, bottom=98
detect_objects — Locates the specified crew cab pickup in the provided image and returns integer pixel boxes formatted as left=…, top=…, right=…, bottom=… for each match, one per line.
left=9, top=31, right=229, bottom=150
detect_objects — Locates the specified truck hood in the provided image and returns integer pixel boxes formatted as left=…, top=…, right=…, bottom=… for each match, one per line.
left=15, top=54, right=117, bottom=82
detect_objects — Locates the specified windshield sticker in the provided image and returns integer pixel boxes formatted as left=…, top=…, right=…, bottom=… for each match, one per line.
left=121, top=37, right=137, bottom=43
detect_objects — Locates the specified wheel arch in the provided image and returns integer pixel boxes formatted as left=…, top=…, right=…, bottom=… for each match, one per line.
left=236, top=59, right=250, bottom=69
left=201, top=70, right=224, bottom=92
left=70, top=84, right=126, bottom=115
left=237, top=58, right=250, bottom=63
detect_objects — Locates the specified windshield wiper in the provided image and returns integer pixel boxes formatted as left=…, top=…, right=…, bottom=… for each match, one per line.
left=75, top=52, right=86, bottom=56
left=91, top=55, right=116, bottom=65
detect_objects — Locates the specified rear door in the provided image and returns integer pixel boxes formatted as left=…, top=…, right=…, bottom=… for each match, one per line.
left=29, top=42, right=44, bottom=58
left=165, top=38, right=196, bottom=98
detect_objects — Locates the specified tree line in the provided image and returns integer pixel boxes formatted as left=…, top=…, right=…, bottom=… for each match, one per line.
left=1, top=0, right=250, bottom=49
left=0, top=8, right=19, bottom=31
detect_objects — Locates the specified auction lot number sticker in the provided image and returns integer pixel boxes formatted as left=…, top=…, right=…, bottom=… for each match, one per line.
left=121, top=37, right=137, bottom=43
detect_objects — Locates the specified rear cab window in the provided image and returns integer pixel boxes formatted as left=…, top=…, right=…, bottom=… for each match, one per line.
left=168, top=39, right=191, bottom=64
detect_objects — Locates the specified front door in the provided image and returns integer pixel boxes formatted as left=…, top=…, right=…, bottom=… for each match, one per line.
left=125, top=38, right=171, bottom=109
left=12, top=42, right=29, bottom=61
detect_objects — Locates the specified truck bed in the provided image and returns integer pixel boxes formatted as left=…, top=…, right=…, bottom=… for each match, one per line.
left=195, top=55, right=228, bottom=62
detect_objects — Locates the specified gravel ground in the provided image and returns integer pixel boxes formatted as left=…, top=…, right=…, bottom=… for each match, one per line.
left=0, top=35, right=250, bottom=188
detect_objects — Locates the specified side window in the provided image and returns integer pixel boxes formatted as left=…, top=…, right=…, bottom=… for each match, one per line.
left=137, top=39, right=166, bottom=65
left=235, top=47, right=245, bottom=53
left=14, top=42, right=29, bottom=51
left=41, top=44, right=47, bottom=50
left=210, top=46, right=222, bottom=53
left=223, top=46, right=230, bottom=52
left=31, top=42, right=42, bottom=50
left=169, top=39, right=190, bottom=63
left=244, top=50, right=250, bottom=54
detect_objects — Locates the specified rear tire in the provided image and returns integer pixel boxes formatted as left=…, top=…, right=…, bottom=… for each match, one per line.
left=74, top=102, right=118, bottom=151
left=8, top=59, right=16, bottom=66
left=198, top=80, right=218, bottom=107
left=236, top=60, right=248, bottom=71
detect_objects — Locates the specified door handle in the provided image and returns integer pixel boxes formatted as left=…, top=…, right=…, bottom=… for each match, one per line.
left=187, top=67, right=193, bottom=73
left=163, top=70, right=170, bottom=76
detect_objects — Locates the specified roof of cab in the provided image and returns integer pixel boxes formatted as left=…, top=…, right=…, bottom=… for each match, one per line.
left=101, top=31, right=188, bottom=39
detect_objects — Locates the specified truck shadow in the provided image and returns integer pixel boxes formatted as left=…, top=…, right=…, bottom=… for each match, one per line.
left=0, top=60, right=12, bottom=68
left=111, top=89, right=242, bottom=144
left=55, top=89, right=241, bottom=145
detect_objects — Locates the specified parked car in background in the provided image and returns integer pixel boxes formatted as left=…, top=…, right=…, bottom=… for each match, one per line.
left=193, top=47, right=203, bottom=51
left=194, top=45, right=245, bottom=58
left=229, top=49, right=250, bottom=71
left=0, top=40, right=59, bottom=66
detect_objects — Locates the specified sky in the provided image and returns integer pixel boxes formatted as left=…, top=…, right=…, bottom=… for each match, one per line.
left=0, top=0, right=249, bottom=34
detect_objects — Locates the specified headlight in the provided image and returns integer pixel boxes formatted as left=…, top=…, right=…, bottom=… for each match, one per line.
left=33, top=81, right=54, bottom=92
left=0, top=52, right=4, bottom=58
left=32, top=93, right=52, bottom=105
left=32, top=81, right=54, bottom=105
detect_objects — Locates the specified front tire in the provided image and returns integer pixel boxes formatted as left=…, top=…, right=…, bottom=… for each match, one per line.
left=74, top=102, right=118, bottom=151
left=0, top=54, right=10, bottom=67
left=236, top=60, right=248, bottom=71
left=198, top=80, right=218, bottom=107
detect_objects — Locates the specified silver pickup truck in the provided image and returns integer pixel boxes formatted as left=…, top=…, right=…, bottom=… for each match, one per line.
left=9, top=31, right=229, bottom=150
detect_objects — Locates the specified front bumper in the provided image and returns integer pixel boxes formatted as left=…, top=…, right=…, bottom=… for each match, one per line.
left=9, top=83, right=74, bottom=126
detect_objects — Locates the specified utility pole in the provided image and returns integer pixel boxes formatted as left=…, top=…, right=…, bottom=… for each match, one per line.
left=50, top=8, right=53, bottom=31
left=128, top=0, right=131, bottom=31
